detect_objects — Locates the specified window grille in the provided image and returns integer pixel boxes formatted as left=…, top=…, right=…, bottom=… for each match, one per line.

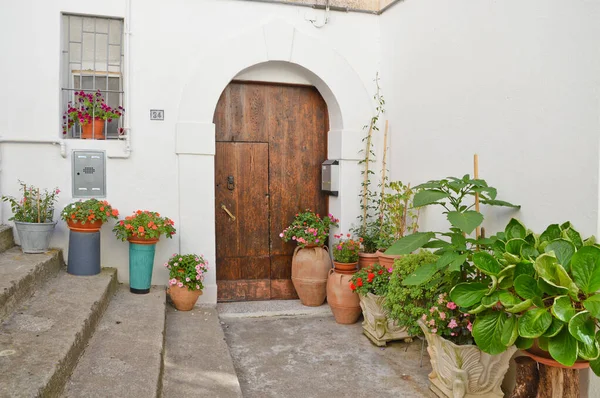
left=61, top=14, right=124, bottom=139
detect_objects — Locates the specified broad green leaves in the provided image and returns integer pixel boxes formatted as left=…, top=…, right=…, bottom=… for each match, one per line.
left=412, top=190, right=448, bottom=207
left=514, top=275, right=542, bottom=300
left=518, top=308, right=552, bottom=338
left=583, top=295, right=600, bottom=318
left=571, top=246, right=600, bottom=294
left=568, top=311, right=596, bottom=347
left=385, top=232, right=435, bottom=255
left=552, top=296, right=576, bottom=323
left=472, top=312, right=508, bottom=355
left=401, top=262, right=437, bottom=286
left=534, top=254, right=579, bottom=298
left=501, top=316, right=519, bottom=347
left=548, top=328, right=578, bottom=367
left=545, top=239, right=575, bottom=270
left=505, top=219, right=527, bottom=240
left=450, top=283, right=489, bottom=308
left=447, top=211, right=483, bottom=235
left=472, top=252, right=501, bottom=276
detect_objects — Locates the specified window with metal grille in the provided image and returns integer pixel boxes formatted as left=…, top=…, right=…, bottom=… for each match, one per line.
left=61, top=14, right=124, bottom=139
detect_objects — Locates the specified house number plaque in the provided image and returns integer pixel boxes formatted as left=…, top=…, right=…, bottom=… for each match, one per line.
left=150, top=109, right=164, bottom=120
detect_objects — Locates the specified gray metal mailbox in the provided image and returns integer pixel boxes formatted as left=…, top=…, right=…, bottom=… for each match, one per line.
left=321, top=159, right=339, bottom=196
left=72, top=151, right=106, bottom=198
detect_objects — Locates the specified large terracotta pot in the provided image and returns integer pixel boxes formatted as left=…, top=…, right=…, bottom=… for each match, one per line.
left=418, top=320, right=516, bottom=398
left=326, top=269, right=361, bottom=324
left=168, top=283, right=203, bottom=311
left=291, top=245, right=331, bottom=306
left=358, top=252, right=378, bottom=269
left=359, top=292, right=411, bottom=346
left=67, top=219, right=103, bottom=233
left=377, top=250, right=402, bottom=269
left=333, top=261, right=358, bottom=273
left=81, top=118, right=105, bottom=140
left=523, top=341, right=589, bottom=369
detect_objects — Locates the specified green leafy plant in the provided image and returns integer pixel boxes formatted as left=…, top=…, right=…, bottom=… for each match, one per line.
left=386, top=251, right=442, bottom=337
left=63, top=90, right=124, bottom=134
left=349, top=263, right=393, bottom=297
left=385, top=175, right=519, bottom=288
left=450, top=219, right=600, bottom=374
left=61, top=199, right=119, bottom=225
left=376, top=181, right=420, bottom=250
left=113, top=210, right=176, bottom=241
left=1, top=181, right=59, bottom=223
left=166, top=253, right=208, bottom=291
left=332, top=233, right=361, bottom=263
left=279, top=210, right=339, bottom=248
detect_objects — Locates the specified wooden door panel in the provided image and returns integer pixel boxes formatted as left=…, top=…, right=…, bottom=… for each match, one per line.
left=215, top=142, right=270, bottom=301
left=214, top=82, right=328, bottom=301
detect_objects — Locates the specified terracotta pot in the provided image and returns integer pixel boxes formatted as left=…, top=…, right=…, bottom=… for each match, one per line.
left=67, top=219, right=103, bottom=233
left=333, top=261, right=358, bottom=273
left=418, top=320, right=516, bottom=398
left=358, top=252, right=379, bottom=269
left=522, top=341, right=589, bottom=369
left=326, top=269, right=361, bottom=324
left=291, top=245, right=331, bottom=306
left=168, top=284, right=203, bottom=311
left=81, top=118, right=106, bottom=140
left=359, top=293, right=410, bottom=346
left=127, top=236, right=159, bottom=245
left=377, top=250, right=402, bottom=269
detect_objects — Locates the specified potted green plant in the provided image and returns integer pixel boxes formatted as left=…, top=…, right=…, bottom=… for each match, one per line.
left=280, top=210, right=338, bottom=306
left=385, top=251, right=440, bottom=339
left=327, top=233, right=362, bottom=324
left=1, top=181, right=59, bottom=253
left=61, top=199, right=120, bottom=276
left=384, top=175, right=520, bottom=398
left=166, top=253, right=208, bottom=311
left=63, top=90, right=125, bottom=139
left=349, top=262, right=411, bottom=346
left=450, top=219, right=600, bottom=377
left=113, top=210, right=176, bottom=294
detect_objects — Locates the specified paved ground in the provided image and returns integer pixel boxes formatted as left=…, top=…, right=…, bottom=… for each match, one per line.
left=220, top=310, right=434, bottom=398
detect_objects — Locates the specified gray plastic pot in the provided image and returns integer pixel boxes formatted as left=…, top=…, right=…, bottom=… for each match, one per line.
left=14, top=221, right=57, bottom=253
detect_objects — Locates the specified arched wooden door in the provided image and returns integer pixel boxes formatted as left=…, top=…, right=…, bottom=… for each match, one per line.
left=214, top=81, right=328, bottom=301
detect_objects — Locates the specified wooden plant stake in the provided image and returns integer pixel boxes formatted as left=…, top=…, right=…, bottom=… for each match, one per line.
left=379, top=120, right=389, bottom=223
left=361, top=121, right=374, bottom=230
left=474, top=154, right=480, bottom=239
left=37, top=189, right=41, bottom=223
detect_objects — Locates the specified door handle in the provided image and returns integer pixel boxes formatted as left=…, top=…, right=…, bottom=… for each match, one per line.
left=221, top=204, right=236, bottom=221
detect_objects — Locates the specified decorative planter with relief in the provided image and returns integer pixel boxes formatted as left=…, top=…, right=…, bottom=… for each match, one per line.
left=359, top=292, right=410, bottom=346
left=279, top=210, right=339, bottom=307
left=114, top=210, right=176, bottom=294
left=2, top=181, right=60, bottom=254
left=62, top=199, right=119, bottom=275
left=419, top=320, right=516, bottom=398
left=166, top=253, right=208, bottom=311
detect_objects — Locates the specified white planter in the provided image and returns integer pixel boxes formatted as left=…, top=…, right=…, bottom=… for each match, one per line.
left=359, top=292, right=411, bottom=346
left=419, top=320, right=516, bottom=398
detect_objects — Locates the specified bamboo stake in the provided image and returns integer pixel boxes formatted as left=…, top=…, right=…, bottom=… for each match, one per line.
left=474, top=154, right=480, bottom=239
left=361, top=121, right=375, bottom=230
left=37, top=189, right=40, bottom=223
left=379, top=120, right=389, bottom=223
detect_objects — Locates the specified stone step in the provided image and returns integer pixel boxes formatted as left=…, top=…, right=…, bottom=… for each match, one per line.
left=162, top=305, right=243, bottom=398
left=0, top=268, right=117, bottom=397
left=0, top=225, right=15, bottom=254
left=0, top=247, right=63, bottom=322
left=63, top=285, right=166, bottom=398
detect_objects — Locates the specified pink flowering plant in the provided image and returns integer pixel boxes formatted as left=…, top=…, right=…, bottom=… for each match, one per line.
left=332, top=233, right=360, bottom=263
left=280, top=210, right=339, bottom=248
left=62, top=90, right=125, bottom=134
left=166, top=253, right=208, bottom=291
left=1, top=181, right=60, bottom=223
left=421, top=293, right=473, bottom=345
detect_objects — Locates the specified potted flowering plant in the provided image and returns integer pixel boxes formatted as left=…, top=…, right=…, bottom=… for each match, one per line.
left=61, top=199, right=119, bottom=232
left=113, top=210, right=176, bottom=294
left=348, top=263, right=411, bottom=345
left=166, top=253, right=208, bottom=311
left=331, top=233, right=361, bottom=272
left=62, top=90, right=125, bottom=139
left=280, top=210, right=338, bottom=307
left=1, top=181, right=59, bottom=253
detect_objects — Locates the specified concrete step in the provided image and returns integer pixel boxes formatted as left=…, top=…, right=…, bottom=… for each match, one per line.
left=0, top=268, right=117, bottom=398
left=0, top=225, right=15, bottom=254
left=63, top=285, right=166, bottom=398
left=0, top=247, right=63, bottom=322
left=162, top=305, right=243, bottom=398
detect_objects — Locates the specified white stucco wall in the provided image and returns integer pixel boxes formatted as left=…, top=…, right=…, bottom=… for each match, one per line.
left=380, top=1, right=600, bottom=395
left=0, top=0, right=380, bottom=303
